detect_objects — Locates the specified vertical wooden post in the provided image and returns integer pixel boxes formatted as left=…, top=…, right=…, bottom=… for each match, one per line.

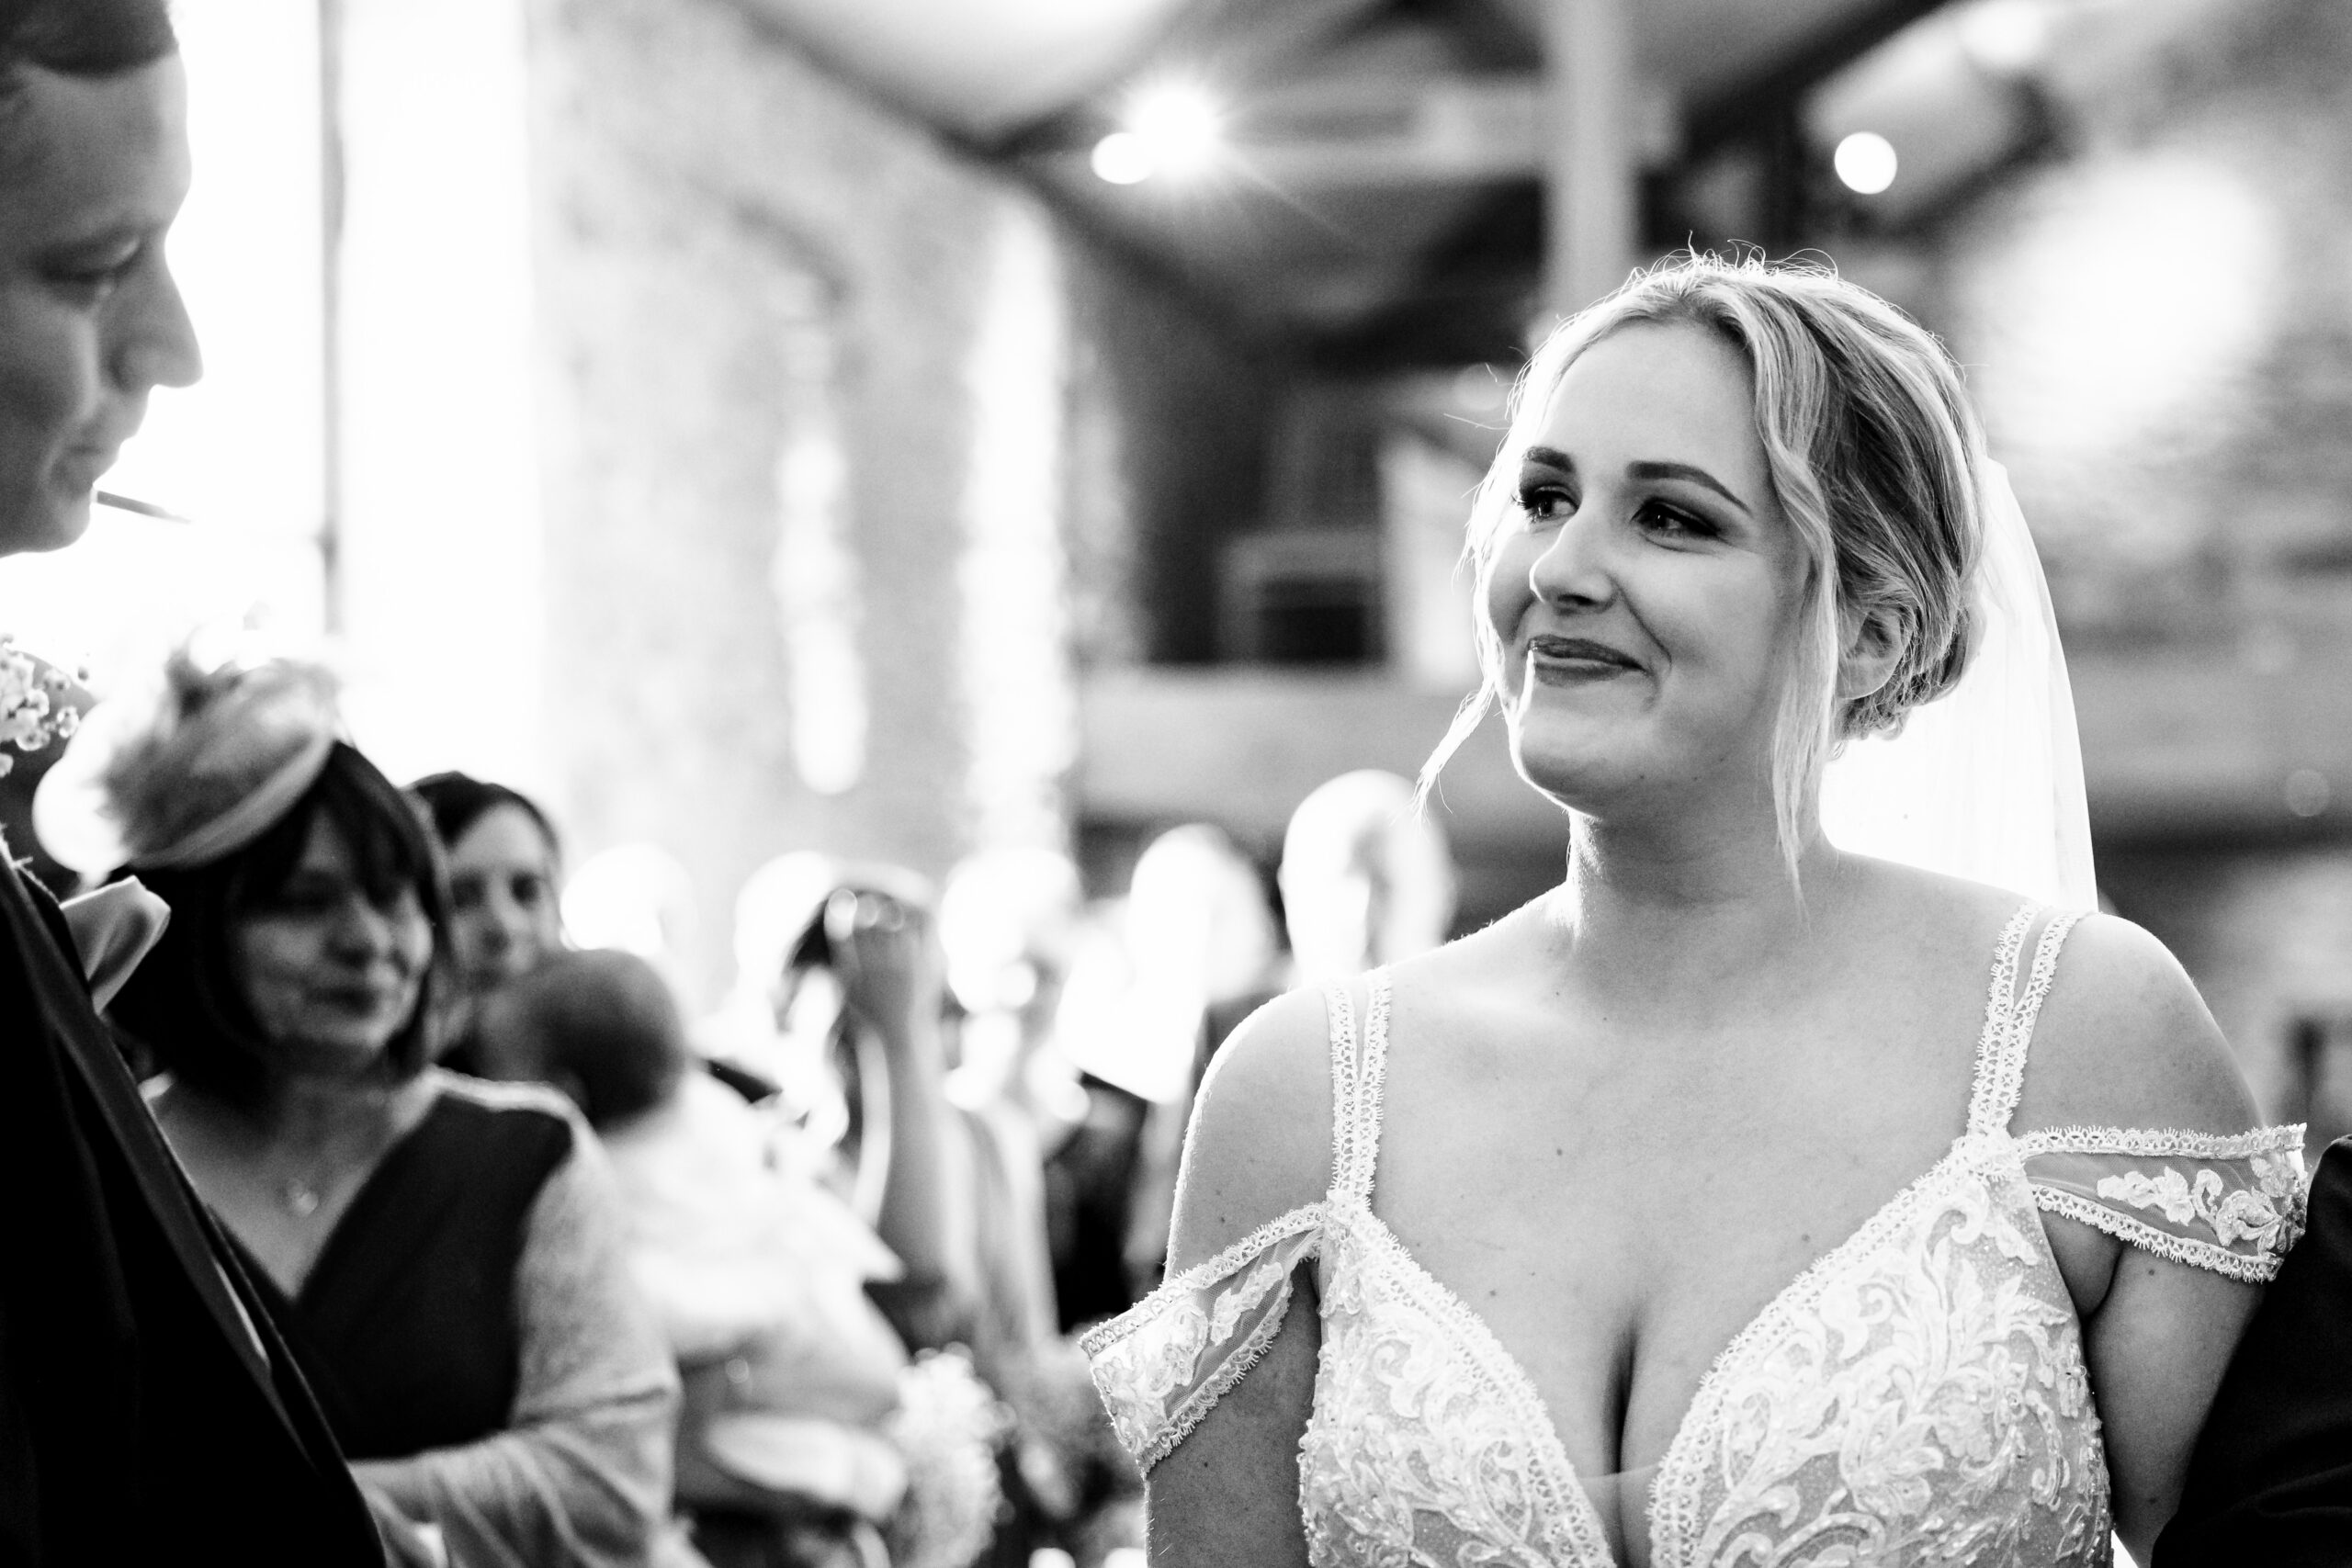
left=1543, top=0, right=1639, bottom=322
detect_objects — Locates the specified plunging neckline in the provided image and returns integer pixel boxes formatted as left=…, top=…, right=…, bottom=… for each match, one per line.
left=1335, top=1129, right=2009, bottom=1568
left=1323, top=911, right=2069, bottom=1568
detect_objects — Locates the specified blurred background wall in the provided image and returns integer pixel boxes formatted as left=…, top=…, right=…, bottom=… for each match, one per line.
left=7, top=0, right=2352, bottom=1148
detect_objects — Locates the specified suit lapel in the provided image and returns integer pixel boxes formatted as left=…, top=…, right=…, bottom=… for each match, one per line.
left=0, top=860, right=300, bottom=1435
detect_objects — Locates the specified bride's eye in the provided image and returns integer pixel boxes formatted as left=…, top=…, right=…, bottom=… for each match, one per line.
left=1516, top=479, right=1575, bottom=523
left=1639, top=500, right=1717, bottom=540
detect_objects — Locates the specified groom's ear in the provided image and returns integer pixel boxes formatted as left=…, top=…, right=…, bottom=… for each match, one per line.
left=1835, top=606, right=1905, bottom=705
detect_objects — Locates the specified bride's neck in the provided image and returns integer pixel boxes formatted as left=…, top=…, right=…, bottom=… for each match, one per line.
left=1555, top=803, right=1845, bottom=969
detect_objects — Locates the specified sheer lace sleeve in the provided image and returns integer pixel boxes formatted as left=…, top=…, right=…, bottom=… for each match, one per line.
left=1080, top=1204, right=1324, bottom=1475
left=2018, top=1124, right=2310, bottom=1281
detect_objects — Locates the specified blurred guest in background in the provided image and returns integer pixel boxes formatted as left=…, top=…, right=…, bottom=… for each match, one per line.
left=940, top=847, right=1145, bottom=1562
left=1049, top=824, right=1279, bottom=1325
left=79, top=647, right=679, bottom=1567
left=0, top=1, right=385, bottom=1558
left=1278, top=769, right=1456, bottom=987
left=938, top=845, right=1080, bottom=1371
left=563, top=840, right=702, bottom=1008
left=410, top=771, right=566, bottom=1016
left=478, top=946, right=1008, bottom=1568
left=714, top=853, right=976, bottom=1350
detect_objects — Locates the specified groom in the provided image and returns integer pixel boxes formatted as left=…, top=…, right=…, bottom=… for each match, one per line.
left=0, top=3, right=389, bottom=1560
left=2154, top=1134, right=2352, bottom=1564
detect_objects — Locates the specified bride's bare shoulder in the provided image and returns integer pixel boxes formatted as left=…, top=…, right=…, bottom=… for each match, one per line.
left=2016, top=908, right=2259, bottom=1136
left=1170, top=986, right=1340, bottom=1269
left=1838, top=860, right=2255, bottom=1133
left=1834, top=854, right=2041, bottom=943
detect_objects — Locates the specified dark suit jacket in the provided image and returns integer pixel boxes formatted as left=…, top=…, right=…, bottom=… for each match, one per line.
left=2155, top=1135, right=2352, bottom=1565
left=0, top=852, right=382, bottom=1562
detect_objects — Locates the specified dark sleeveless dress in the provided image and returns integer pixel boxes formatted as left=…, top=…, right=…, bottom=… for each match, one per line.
left=237, top=1087, right=574, bottom=1459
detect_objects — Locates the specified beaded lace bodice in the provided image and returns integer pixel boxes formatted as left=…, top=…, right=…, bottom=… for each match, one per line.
left=1084, top=907, right=2309, bottom=1567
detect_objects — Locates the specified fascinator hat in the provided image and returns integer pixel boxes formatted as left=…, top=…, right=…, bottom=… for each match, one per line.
left=34, top=641, right=343, bottom=880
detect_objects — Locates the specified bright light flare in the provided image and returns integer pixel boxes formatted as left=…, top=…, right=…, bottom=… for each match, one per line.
left=1834, top=131, right=1899, bottom=196
left=1091, top=81, right=1223, bottom=186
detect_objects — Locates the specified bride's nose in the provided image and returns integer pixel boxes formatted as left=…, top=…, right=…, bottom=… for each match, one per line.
left=1527, top=500, right=1616, bottom=610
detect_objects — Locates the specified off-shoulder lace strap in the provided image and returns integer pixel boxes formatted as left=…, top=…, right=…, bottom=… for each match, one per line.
left=1326, top=970, right=1393, bottom=1211
left=1965, top=904, right=2083, bottom=1138
left=1080, top=1204, right=1326, bottom=1474
left=2018, top=1124, right=2309, bottom=1281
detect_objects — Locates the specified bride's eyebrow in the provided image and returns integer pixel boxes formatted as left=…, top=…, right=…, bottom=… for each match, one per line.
left=1628, top=459, right=1752, bottom=516
left=1520, top=445, right=1573, bottom=474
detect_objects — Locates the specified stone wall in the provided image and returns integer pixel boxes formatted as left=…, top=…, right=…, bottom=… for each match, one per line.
left=334, top=0, right=1277, bottom=1002
left=1929, top=0, right=2352, bottom=649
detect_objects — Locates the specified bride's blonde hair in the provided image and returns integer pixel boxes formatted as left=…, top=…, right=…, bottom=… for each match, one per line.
left=1421, top=253, right=1988, bottom=875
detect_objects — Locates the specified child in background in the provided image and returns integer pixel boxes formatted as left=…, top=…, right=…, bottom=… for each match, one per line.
left=474, top=949, right=1002, bottom=1568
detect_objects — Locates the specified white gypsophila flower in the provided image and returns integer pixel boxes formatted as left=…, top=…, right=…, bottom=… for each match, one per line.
left=885, top=1349, right=1011, bottom=1568
left=0, top=637, right=85, bottom=778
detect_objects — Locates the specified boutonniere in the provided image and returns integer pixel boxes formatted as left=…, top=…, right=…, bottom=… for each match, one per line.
left=0, top=636, right=85, bottom=776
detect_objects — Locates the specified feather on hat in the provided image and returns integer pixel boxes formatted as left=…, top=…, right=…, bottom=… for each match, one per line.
left=34, top=643, right=341, bottom=878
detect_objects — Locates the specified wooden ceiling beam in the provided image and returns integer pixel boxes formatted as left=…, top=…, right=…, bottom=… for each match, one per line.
left=1685, top=0, right=1958, bottom=152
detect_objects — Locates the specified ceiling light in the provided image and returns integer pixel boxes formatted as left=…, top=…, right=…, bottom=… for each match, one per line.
left=1834, top=132, right=1899, bottom=196
left=1091, top=130, right=1153, bottom=185
left=1958, top=0, right=2049, bottom=75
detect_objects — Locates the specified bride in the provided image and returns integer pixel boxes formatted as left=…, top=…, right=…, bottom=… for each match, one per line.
left=1083, top=255, right=2306, bottom=1567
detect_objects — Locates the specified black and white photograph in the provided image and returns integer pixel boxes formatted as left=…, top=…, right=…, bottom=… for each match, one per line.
left=4, top=1, right=2350, bottom=1564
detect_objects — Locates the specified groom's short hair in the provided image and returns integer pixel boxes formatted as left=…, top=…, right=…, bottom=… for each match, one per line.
left=0, top=0, right=176, bottom=170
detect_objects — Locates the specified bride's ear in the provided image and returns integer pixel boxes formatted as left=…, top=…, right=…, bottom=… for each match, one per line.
left=1835, top=606, right=1905, bottom=705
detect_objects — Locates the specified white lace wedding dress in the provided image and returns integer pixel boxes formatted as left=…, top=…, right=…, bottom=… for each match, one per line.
left=1085, top=907, right=2307, bottom=1567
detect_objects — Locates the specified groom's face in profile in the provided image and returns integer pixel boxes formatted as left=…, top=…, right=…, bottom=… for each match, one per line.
left=0, top=56, right=199, bottom=558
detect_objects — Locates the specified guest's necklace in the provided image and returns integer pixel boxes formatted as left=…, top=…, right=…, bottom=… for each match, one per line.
left=279, top=1172, right=325, bottom=1217
left=263, top=1114, right=401, bottom=1220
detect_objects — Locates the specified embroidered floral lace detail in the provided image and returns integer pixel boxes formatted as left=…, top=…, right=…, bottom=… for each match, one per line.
left=1645, top=1144, right=2111, bottom=1568
left=1080, top=1205, right=1323, bottom=1473
left=1083, top=908, right=2308, bottom=1567
left=2016, top=1122, right=2308, bottom=1282
left=1302, top=1209, right=1616, bottom=1568
left=2098, top=1167, right=2278, bottom=1247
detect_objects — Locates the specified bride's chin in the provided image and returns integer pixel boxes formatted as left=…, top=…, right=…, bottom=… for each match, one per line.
left=1507, top=728, right=1630, bottom=808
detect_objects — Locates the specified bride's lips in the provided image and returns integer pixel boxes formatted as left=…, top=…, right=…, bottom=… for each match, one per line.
left=1526, top=633, right=1644, bottom=685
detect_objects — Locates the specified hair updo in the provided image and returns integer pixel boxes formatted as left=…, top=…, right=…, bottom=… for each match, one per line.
left=1423, top=253, right=1988, bottom=870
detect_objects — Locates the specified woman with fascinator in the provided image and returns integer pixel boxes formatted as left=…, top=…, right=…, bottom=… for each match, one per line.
left=1085, top=255, right=2307, bottom=1566
left=40, top=645, right=688, bottom=1567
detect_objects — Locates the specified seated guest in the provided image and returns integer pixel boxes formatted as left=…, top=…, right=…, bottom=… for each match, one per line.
left=66, top=645, right=680, bottom=1567
left=476, top=946, right=1006, bottom=1568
